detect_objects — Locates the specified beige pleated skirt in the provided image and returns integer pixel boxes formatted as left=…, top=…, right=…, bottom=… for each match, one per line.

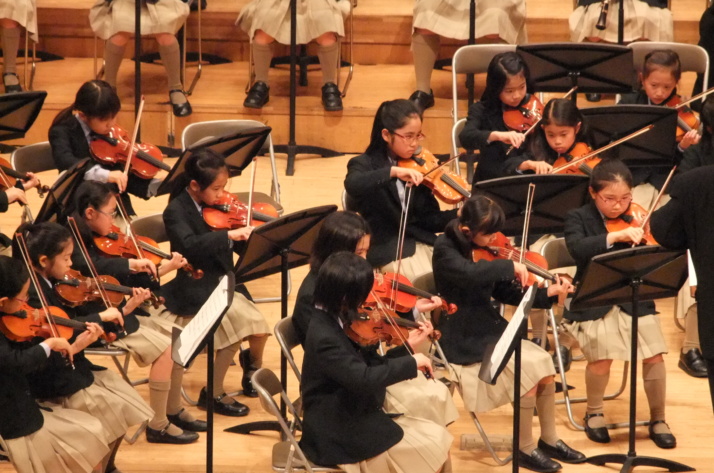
left=153, top=292, right=270, bottom=350
left=109, top=314, right=175, bottom=367
left=413, top=0, right=527, bottom=44
left=237, top=0, right=349, bottom=45
left=53, top=370, right=153, bottom=442
left=384, top=375, right=459, bottom=427
left=338, top=415, right=453, bottom=473
left=3, top=405, right=109, bottom=473
left=452, top=340, right=555, bottom=413
left=380, top=242, right=434, bottom=286
left=0, top=0, right=37, bottom=42
left=89, top=0, right=190, bottom=40
left=563, top=306, right=667, bottom=362
left=569, top=0, right=673, bottom=43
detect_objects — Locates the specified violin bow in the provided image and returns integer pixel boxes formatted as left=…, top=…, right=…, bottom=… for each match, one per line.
left=114, top=194, right=149, bottom=264
left=520, top=184, right=536, bottom=267
left=0, top=168, right=34, bottom=224
left=246, top=156, right=258, bottom=227
left=122, top=95, right=146, bottom=178
left=631, top=165, right=677, bottom=248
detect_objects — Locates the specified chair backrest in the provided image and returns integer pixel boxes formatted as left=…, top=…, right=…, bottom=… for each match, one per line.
left=451, top=44, right=517, bottom=123
left=11, top=141, right=56, bottom=174
left=451, top=118, right=467, bottom=158
left=341, top=189, right=358, bottom=212
left=130, top=213, right=168, bottom=243
left=274, top=317, right=302, bottom=383
left=539, top=237, right=576, bottom=270
left=628, top=42, right=709, bottom=92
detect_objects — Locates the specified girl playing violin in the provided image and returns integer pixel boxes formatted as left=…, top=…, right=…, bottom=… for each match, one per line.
left=300, top=251, right=453, bottom=473
left=14, top=222, right=155, bottom=473
left=458, top=51, right=538, bottom=182
left=0, top=255, right=110, bottom=473
left=344, top=99, right=456, bottom=283
left=292, top=210, right=459, bottom=428
left=69, top=180, right=205, bottom=444
left=159, top=148, right=271, bottom=416
left=432, top=195, right=585, bottom=472
left=563, top=159, right=675, bottom=449
left=1, top=170, right=41, bottom=255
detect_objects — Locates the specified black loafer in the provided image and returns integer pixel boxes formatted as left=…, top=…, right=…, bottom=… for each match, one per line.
left=530, top=337, right=552, bottom=351
left=586, top=93, right=601, bottom=102
left=553, top=345, right=572, bottom=373
left=3, top=73, right=22, bottom=94
left=584, top=413, right=610, bottom=443
left=409, top=89, right=435, bottom=113
left=145, top=425, right=199, bottom=444
left=518, top=448, right=562, bottom=473
left=679, top=348, right=708, bottom=378
left=244, top=81, right=270, bottom=109
left=239, top=349, right=259, bottom=398
left=167, top=409, right=208, bottom=432
left=169, top=89, right=192, bottom=117
left=537, top=439, right=587, bottom=464
left=649, top=420, right=676, bottom=449
left=197, top=387, right=250, bottom=417
left=321, top=82, right=343, bottom=111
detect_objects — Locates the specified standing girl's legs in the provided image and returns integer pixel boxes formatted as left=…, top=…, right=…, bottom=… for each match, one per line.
left=244, top=29, right=274, bottom=109
left=155, top=32, right=191, bottom=117
left=1, top=19, right=23, bottom=93
left=584, top=359, right=612, bottom=442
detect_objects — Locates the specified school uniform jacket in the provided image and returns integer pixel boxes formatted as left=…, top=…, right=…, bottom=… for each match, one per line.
left=432, top=232, right=555, bottom=365
left=0, top=180, right=27, bottom=247
left=676, top=140, right=714, bottom=177
left=299, top=309, right=417, bottom=466
left=563, top=201, right=656, bottom=322
left=344, top=152, right=457, bottom=268
left=292, top=269, right=318, bottom=345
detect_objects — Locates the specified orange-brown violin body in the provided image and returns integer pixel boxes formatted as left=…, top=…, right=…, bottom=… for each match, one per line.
left=397, top=148, right=471, bottom=205
left=89, top=124, right=170, bottom=179
left=552, top=142, right=601, bottom=176
left=0, top=304, right=85, bottom=342
left=471, top=232, right=553, bottom=287
left=605, top=202, right=658, bottom=245
left=345, top=306, right=441, bottom=348
left=503, top=94, right=544, bottom=132
left=364, top=271, right=457, bottom=315
left=202, top=193, right=279, bottom=230
left=665, top=95, right=700, bottom=143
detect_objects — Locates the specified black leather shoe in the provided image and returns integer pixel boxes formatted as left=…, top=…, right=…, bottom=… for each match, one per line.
left=409, top=89, right=435, bottom=113
left=553, top=345, right=572, bottom=373
left=537, top=439, right=587, bottom=464
left=530, top=337, right=552, bottom=351
left=321, top=82, right=343, bottom=111
left=584, top=413, right=610, bottom=443
left=169, top=89, right=192, bottom=117
left=679, top=348, right=708, bottom=378
left=517, top=448, right=562, bottom=473
left=167, top=409, right=208, bottom=432
left=145, top=425, right=199, bottom=444
left=649, top=420, right=676, bottom=449
left=238, top=349, right=259, bottom=398
left=197, top=387, right=250, bottom=417
left=586, top=93, right=601, bottom=102
left=3, top=73, right=22, bottom=93
left=244, top=81, right=270, bottom=109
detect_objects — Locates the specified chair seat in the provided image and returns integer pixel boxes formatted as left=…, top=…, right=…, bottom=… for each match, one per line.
left=272, top=441, right=340, bottom=472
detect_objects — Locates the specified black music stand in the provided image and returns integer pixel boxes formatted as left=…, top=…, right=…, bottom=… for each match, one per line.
left=0, top=90, right=47, bottom=153
left=33, top=158, right=92, bottom=224
left=225, top=204, right=337, bottom=436
left=569, top=246, right=691, bottom=473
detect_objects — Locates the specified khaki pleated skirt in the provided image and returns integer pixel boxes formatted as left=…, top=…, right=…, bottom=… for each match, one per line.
left=153, top=292, right=270, bottom=350
left=413, top=0, right=527, bottom=44
left=109, top=314, right=175, bottom=367
left=3, top=405, right=109, bottom=473
left=452, top=340, right=555, bottom=413
left=563, top=306, right=667, bottom=362
left=338, top=415, right=453, bottom=473
left=89, top=0, right=190, bottom=40
left=0, top=0, right=37, bottom=42
left=380, top=242, right=434, bottom=286
left=384, top=375, right=459, bottom=427
left=55, top=370, right=153, bottom=442
left=237, top=0, right=349, bottom=45
left=569, top=0, right=673, bottom=43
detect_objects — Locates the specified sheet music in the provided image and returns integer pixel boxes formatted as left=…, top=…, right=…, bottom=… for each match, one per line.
left=688, top=251, right=697, bottom=287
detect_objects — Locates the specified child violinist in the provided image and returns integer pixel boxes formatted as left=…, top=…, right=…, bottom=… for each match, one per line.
left=14, top=222, right=155, bottom=473
left=158, top=147, right=271, bottom=417
left=0, top=1, right=35, bottom=93
left=563, top=159, right=675, bottom=449
left=0, top=255, right=110, bottom=473
left=292, top=210, right=459, bottom=428
left=344, top=99, right=456, bottom=283
left=300, top=251, right=453, bottom=473
left=432, top=195, right=585, bottom=472
left=458, top=51, right=538, bottom=182
left=69, top=179, right=205, bottom=444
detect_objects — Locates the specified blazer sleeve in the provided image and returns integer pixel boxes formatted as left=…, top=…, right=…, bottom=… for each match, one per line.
left=433, top=235, right=516, bottom=290
left=650, top=182, right=688, bottom=250
left=0, top=336, right=48, bottom=375
left=163, top=200, right=232, bottom=264
left=0, top=189, right=8, bottom=213
left=344, top=155, right=393, bottom=199
left=459, top=102, right=494, bottom=150
left=49, top=122, right=86, bottom=172
left=564, top=207, right=609, bottom=270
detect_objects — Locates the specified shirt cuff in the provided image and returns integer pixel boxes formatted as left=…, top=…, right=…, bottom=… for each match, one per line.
left=39, top=342, right=51, bottom=358
left=84, top=165, right=111, bottom=182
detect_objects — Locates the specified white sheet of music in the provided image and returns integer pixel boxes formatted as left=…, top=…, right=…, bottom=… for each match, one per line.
left=688, top=251, right=697, bottom=287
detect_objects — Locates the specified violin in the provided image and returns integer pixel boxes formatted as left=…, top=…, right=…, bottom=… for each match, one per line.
left=202, top=193, right=279, bottom=230
left=472, top=232, right=557, bottom=287
left=345, top=306, right=441, bottom=348
left=503, top=94, right=544, bottom=133
left=551, top=142, right=601, bottom=176
left=0, top=303, right=116, bottom=343
left=364, top=271, right=457, bottom=315
left=605, top=202, right=658, bottom=246
left=664, top=94, right=701, bottom=143
left=54, top=269, right=165, bottom=310
left=397, top=147, right=471, bottom=205
left=89, top=124, right=172, bottom=180
left=0, top=157, right=49, bottom=198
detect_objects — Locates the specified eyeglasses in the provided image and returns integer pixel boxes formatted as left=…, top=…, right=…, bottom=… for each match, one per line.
left=392, top=131, right=426, bottom=145
left=98, top=208, right=119, bottom=219
left=596, top=193, right=632, bottom=206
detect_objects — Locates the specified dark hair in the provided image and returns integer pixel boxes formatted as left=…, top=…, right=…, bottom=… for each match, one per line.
left=70, top=180, right=115, bottom=242
left=170, top=148, right=228, bottom=200
left=313, top=252, right=374, bottom=322
left=310, top=211, right=371, bottom=272
left=481, top=52, right=532, bottom=107
left=0, top=255, right=30, bottom=300
left=642, top=49, right=682, bottom=82
left=590, top=159, right=633, bottom=193
left=14, top=222, right=73, bottom=268
left=51, top=80, right=121, bottom=128
left=698, top=95, right=714, bottom=152
left=444, top=195, right=505, bottom=257
left=530, top=98, right=590, bottom=162
left=365, top=99, right=422, bottom=157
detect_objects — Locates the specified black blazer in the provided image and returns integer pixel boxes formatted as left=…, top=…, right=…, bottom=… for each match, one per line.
left=676, top=140, right=714, bottom=177
left=564, top=201, right=656, bottom=321
left=344, top=152, right=456, bottom=268
left=432, top=232, right=555, bottom=365
left=0, top=334, right=47, bottom=440
left=292, top=269, right=319, bottom=346
left=161, top=189, right=251, bottom=316
left=651, top=165, right=714, bottom=358
left=0, top=180, right=26, bottom=247
left=299, top=309, right=417, bottom=465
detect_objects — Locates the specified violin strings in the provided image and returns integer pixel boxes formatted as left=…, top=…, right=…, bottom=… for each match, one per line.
left=67, top=217, right=114, bottom=311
